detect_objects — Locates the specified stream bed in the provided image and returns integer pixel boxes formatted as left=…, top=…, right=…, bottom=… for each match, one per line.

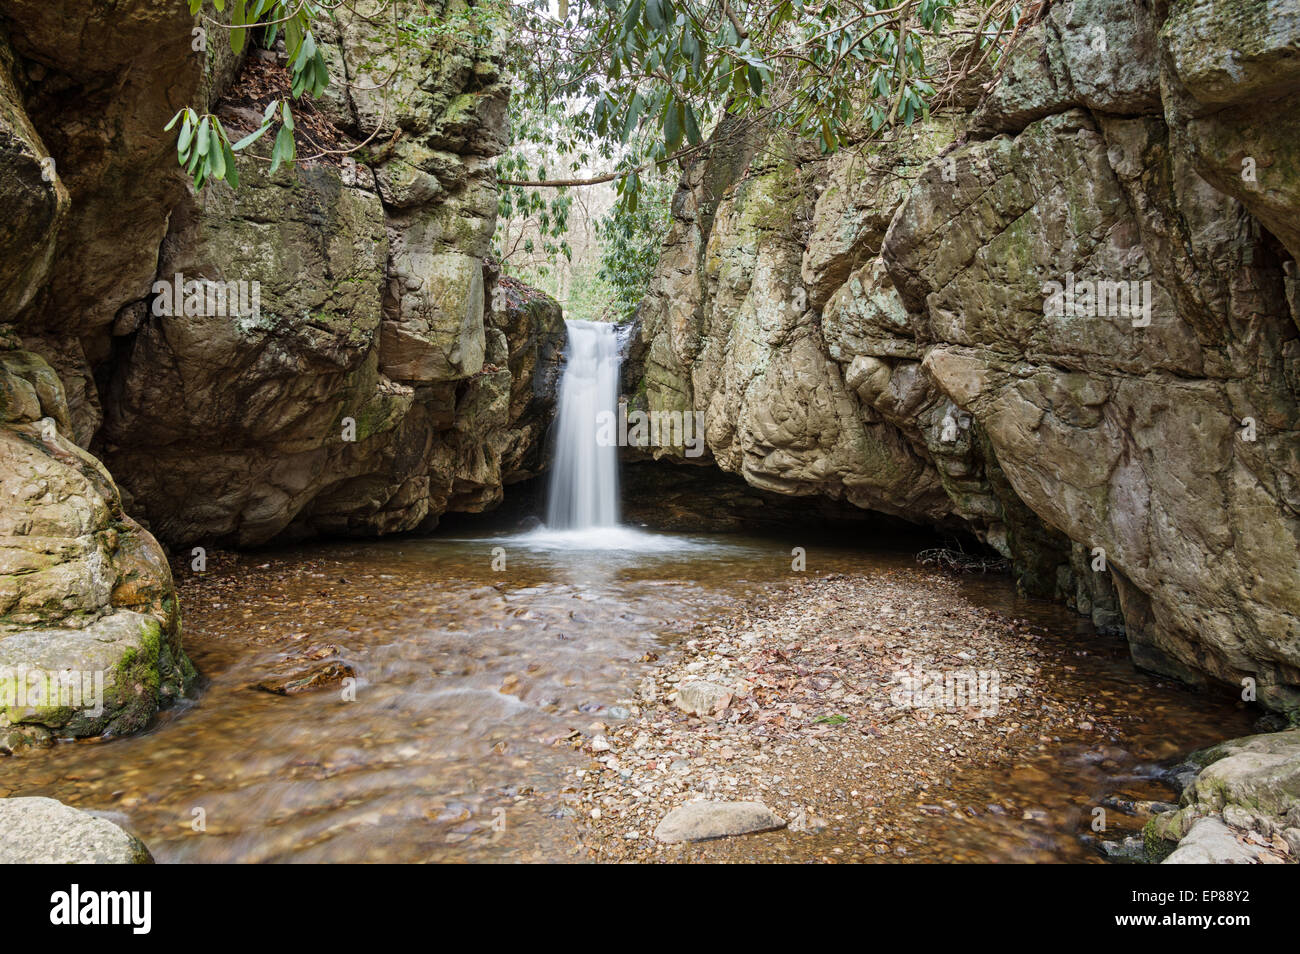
left=0, top=529, right=1258, bottom=862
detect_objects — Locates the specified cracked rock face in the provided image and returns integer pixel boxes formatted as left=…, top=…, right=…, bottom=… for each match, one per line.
left=627, top=0, right=1300, bottom=714
left=1, top=0, right=564, bottom=553
left=0, top=0, right=206, bottom=740
left=0, top=348, right=192, bottom=739
left=0, top=0, right=563, bottom=737
left=98, top=0, right=562, bottom=547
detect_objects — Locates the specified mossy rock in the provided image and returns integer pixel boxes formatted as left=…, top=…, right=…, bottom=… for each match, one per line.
left=0, top=610, right=194, bottom=738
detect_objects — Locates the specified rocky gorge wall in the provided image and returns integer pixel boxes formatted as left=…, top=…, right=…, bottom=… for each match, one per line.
left=0, top=0, right=563, bottom=743
left=626, top=0, right=1300, bottom=717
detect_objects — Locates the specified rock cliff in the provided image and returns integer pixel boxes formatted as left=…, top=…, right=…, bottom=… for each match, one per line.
left=0, top=0, right=563, bottom=739
left=627, top=0, right=1300, bottom=716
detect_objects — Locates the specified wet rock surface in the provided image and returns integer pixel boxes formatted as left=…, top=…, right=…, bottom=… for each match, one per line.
left=252, top=652, right=356, bottom=697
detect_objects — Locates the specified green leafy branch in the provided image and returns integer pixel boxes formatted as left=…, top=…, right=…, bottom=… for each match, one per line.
left=169, top=0, right=329, bottom=189
left=165, top=99, right=299, bottom=190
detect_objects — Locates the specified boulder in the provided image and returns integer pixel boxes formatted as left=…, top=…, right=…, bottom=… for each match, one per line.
left=0, top=611, right=183, bottom=737
left=654, top=801, right=786, bottom=844
left=1147, top=730, right=1300, bottom=862
left=1187, top=730, right=1300, bottom=822
left=0, top=797, right=153, bottom=863
left=674, top=680, right=734, bottom=716
left=0, top=349, right=191, bottom=739
left=1163, top=817, right=1259, bottom=865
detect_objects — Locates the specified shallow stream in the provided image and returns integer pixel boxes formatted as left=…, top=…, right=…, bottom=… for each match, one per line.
left=0, top=529, right=1256, bottom=862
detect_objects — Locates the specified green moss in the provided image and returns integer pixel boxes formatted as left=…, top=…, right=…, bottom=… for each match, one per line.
left=1184, top=739, right=1235, bottom=769
left=1141, top=814, right=1179, bottom=862
left=734, top=161, right=802, bottom=236
left=177, top=650, right=198, bottom=691
left=2, top=674, right=77, bottom=728
left=104, top=619, right=164, bottom=735
left=440, top=92, right=480, bottom=125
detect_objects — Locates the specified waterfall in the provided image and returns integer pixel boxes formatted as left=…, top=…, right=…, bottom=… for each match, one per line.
left=546, top=319, right=621, bottom=530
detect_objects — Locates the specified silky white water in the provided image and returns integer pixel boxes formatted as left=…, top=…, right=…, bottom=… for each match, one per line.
left=546, top=319, right=622, bottom=531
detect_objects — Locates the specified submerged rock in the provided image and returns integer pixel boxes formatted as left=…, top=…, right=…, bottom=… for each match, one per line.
left=654, top=801, right=786, bottom=844
left=253, top=660, right=356, bottom=696
left=0, top=797, right=153, bottom=863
